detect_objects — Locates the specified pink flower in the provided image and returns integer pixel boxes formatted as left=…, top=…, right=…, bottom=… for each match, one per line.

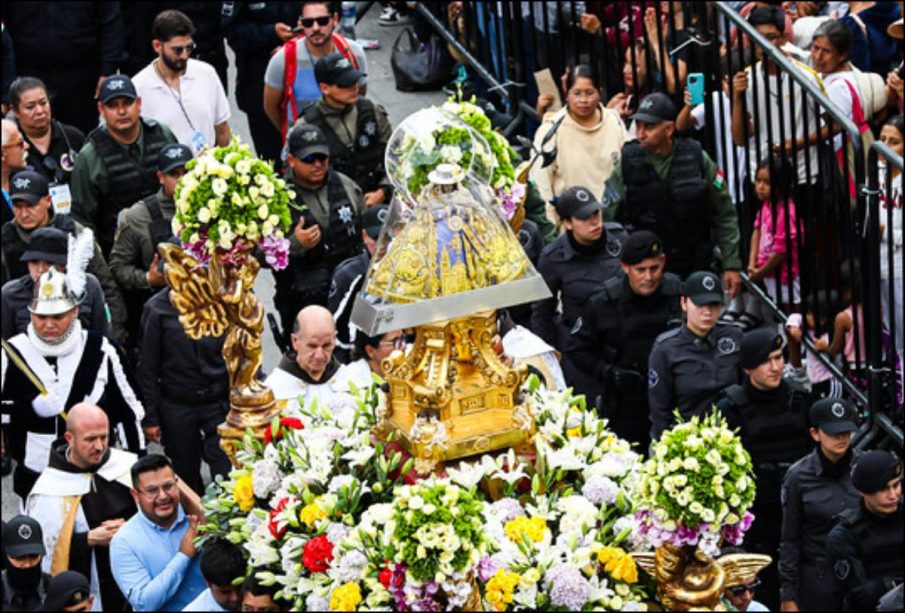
left=260, top=235, right=290, bottom=270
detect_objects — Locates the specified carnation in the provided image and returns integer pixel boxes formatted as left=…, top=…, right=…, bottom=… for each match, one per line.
left=544, top=564, right=591, bottom=609
left=582, top=475, right=619, bottom=506
left=252, top=459, right=282, bottom=499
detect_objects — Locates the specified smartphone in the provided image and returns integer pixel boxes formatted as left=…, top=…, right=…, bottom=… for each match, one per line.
left=687, top=73, right=705, bottom=106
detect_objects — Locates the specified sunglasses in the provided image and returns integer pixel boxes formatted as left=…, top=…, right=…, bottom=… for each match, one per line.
left=379, top=336, right=407, bottom=349
left=727, top=579, right=761, bottom=597
left=300, top=16, right=332, bottom=28
left=168, top=42, right=196, bottom=56
left=300, top=153, right=329, bottom=164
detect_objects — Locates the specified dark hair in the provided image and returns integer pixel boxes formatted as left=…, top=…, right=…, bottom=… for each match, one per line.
left=130, top=453, right=172, bottom=487
left=884, top=114, right=905, bottom=138
left=242, top=574, right=278, bottom=598
left=9, top=76, right=48, bottom=108
left=353, top=330, right=382, bottom=361
left=747, top=6, right=785, bottom=33
left=812, top=19, right=851, bottom=57
left=201, top=539, right=246, bottom=587
left=756, top=155, right=794, bottom=201
left=152, top=9, right=196, bottom=42
left=564, top=64, right=599, bottom=95
left=301, top=1, right=339, bottom=15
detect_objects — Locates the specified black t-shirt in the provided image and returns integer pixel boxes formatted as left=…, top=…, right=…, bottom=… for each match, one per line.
left=20, top=120, right=85, bottom=186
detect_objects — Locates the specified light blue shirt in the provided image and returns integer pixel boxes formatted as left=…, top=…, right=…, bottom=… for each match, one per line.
left=182, top=587, right=226, bottom=611
left=110, top=505, right=206, bottom=611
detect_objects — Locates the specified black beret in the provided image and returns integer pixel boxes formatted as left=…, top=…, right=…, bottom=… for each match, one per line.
left=851, top=450, right=903, bottom=494
left=621, top=230, right=663, bottom=265
left=740, top=328, right=784, bottom=369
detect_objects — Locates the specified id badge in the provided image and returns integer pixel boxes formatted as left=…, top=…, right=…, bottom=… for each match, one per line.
left=49, top=184, right=72, bottom=215
left=191, top=130, right=206, bottom=154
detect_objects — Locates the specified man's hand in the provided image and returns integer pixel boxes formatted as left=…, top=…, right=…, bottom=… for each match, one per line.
left=143, top=426, right=162, bottom=443
left=732, top=71, right=748, bottom=97
left=178, top=514, right=200, bottom=558
left=294, top=217, right=321, bottom=250
left=780, top=600, right=800, bottom=612
left=723, top=270, right=741, bottom=299
left=580, top=13, right=602, bottom=35
left=147, top=254, right=167, bottom=288
left=88, top=519, right=125, bottom=547
left=275, top=22, right=294, bottom=42
left=363, top=189, right=385, bottom=207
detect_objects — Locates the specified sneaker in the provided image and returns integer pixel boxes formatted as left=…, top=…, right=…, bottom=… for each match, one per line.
left=358, top=38, right=381, bottom=50
left=378, top=6, right=412, bottom=26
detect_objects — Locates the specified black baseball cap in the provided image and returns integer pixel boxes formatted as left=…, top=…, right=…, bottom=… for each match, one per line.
left=9, top=171, right=49, bottom=205
left=621, top=230, right=663, bottom=264
left=288, top=124, right=331, bottom=159
left=809, top=398, right=859, bottom=435
left=20, top=226, right=68, bottom=265
left=851, top=450, right=903, bottom=494
left=555, top=186, right=603, bottom=220
left=630, top=92, right=678, bottom=123
left=42, top=571, right=91, bottom=611
left=3, top=516, right=45, bottom=558
left=363, top=204, right=389, bottom=239
left=682, top=271, right=723, bottom=305
left=158, top=144, right=193, bottom=174
left=98, top=74, right=138, bottom=104
left=314, top=52, right=364, bottom=87
left=740, top=328, right=784, bottom=369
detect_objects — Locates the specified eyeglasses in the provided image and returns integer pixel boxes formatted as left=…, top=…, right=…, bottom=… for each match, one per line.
left=300, top=16, right=332, bottom=28
left=300, top=153, right=329, bottom=164
left=168, top=42, right=196, bottom=56
left=138, top=478, right=179, bottom=497
left=2, top=140, right=25, bottom=149
left=380, top=336, right=407, bottom=349
left=727, top=579, right=761, bottom=597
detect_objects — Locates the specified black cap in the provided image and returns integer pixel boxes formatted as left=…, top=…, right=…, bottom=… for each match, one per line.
left=20, top=226, right=68, bottom=264
left=555, top=186, right=602, bottom=220
left=314, top=52, right=365, bottom=87
left=621, top=230, right=663, bottom=264
left=851, top=450, right=903, bottom=494
left=630, top=92, right=678, bottom=123
left=809, top=398, right=859, bottom=434
left=363, top=204, right=389, bottom=239
left=98, top=74, right=138, bottom=104
left=158, top=144, right=193, bottom=173
left=288, top=124, right=331, bottom=159
left=42, top=571, right=91, bottom=611
left=682, top=271, right=723, bottom=305
left=9, top=171, right=49, bottom=205
left=3, top=516, right=45, bottom=558
left=740, top=328, right=784, bottom=369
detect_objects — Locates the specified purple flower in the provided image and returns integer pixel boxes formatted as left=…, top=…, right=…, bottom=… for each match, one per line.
left=582, top=475, right=619, bottom=505
left=722, top=511, right=756, bottom=545
left=543, top=564, right=591, bottom=610
left=260, top=234, right=290, bottom=270
left=476, top=556, right=498, bottom=582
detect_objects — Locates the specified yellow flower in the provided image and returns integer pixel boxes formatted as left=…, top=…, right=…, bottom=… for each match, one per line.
left=300, top=498, right=327, bottom=527
left=485, top=569, right=520, bottom=611
left=565, top=427, right=582, bottom=438
left=596, top=546, right=638, bottom=584
left=233, top=476, right=254, bottom=512
left=503, top=516, right=546, bottom=545
left=330, top=582, right=362, bottom=611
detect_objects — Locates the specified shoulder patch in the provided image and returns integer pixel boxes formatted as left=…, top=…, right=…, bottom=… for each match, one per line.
left=834, top=559, right=850, bottom=581
left=571, top=317, right=582, bottom=335
left=648, top=369, right=659, bottom=389
left=717, top=337, right=738, bottom=355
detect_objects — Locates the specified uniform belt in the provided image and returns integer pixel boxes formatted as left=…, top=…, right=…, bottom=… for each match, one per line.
left=161, top=384, right=228, bottom=404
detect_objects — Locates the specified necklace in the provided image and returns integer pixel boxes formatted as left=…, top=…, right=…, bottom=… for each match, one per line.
left=154, top=60, right=197, bottom=131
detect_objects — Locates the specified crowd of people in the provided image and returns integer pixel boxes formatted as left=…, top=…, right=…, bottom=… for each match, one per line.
left=0, top=1, right=902, bottom=612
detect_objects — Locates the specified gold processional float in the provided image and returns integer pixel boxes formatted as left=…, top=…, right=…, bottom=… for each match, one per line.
left=160, top=108, right=769, bottom=611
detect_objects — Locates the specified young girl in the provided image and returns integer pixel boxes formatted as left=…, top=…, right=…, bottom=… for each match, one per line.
left=787, top=291, right=844, bottom=399
left=813, top=261, right=868, bottom=391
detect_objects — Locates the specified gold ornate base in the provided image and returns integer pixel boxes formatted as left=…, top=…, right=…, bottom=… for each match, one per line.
left=218, top=398, right=287, bottom=466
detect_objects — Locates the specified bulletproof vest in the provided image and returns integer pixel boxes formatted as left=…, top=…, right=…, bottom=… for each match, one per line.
left=143, top=194, right=176, bottom=249
left=87, top=119, right=169, bottom=244
left=838, top=505, right=904, bottom=582
left=622, top=139, right=710, bottom=275
left=303, top=98, right=385, bottom=192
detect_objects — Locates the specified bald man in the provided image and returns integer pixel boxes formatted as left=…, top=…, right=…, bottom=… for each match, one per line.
left=264, top=305, right=354, bottom=413
left=2, top=119, right=30, bottom=230
left=25, top=403, right=138, bottom=611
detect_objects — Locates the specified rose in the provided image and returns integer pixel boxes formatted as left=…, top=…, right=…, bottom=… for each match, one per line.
left=264, top=416, right=305, bottom=445
left=268, top=497, right=290, bottom=539
left=233, top=475, right=255, bottom=512
left=302, top=534, right=334, bottom=573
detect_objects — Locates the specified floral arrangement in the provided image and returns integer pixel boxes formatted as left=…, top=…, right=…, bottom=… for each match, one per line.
left=634, top=411, right=757, bottom=557
left=172, top=138, right=293, bottom=268
left=198, top=375, right=652, bottom=611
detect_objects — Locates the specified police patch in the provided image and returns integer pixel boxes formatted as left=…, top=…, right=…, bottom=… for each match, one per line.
left=575, top=189, right=590, bottom=202
left=18, top=524, right=32, bottom=540
left=12, top=177, right=30, bottom=190
left=702, top=275, right=717, bottom=291
left=338, top=205, right=353, bottom=224
left=377, top=208, right=389, bottom=223
left=606, top=240, right=621, bottom=258
left=571, top=317, right=582, bottom=335
left=648, top=369, right=659, bottom=388
left=107, top=78, right=125, bottom=91
left=364, top=121, right=377, bottom=136
left=328, top=280, right=337, bottom=298
left=718, top=337, right=737, bottom=355
left=834, top=559, right=850, bottom=580
left=831, top=402, right=845, bottom=418
left=359, top=135, right=370, bottom=149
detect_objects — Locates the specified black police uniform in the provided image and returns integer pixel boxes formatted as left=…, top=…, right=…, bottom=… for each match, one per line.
left=779, top=448, right=861, bottom=610
left=716, top=379, right=813, bottom=611
left=328, top=249, right=370, bottom=364
left=568, top=272, right=682, bottom=448
left=0, top=568, right=51, bottom=612
left=221, top=1, right=299, bottom=164
left=19, top=120, right=85, bottom=186
left=827, top=500, right=904, bottom=611
left=648, top=323, right=742, bottom=440
left=137, top=288, right=231, bottom=495
left=506, top=218, right=545, bottom=329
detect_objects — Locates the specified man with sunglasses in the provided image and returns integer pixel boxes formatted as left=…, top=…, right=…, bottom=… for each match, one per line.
left=263, top=1, right=367, bottom=145
left=724, top=574, right=769, bottom=611
left=133, top=10, right=232, bottom=154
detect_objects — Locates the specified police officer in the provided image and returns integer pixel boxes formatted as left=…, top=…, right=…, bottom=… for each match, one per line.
left=275, top=123, right=364, bottom=347
left=827, top=450, right=903, bottom=612
left=109, top=143, right=191, bottom=347
left=300, top=53, right=393, bottom=206
left=531, top=185, right=626, bottom=352
left=1, top=516, right=51, bottom=612
left=221, top=1, right=299, bottom=165
left=568, top=230, right=681, bottom=448
left=779, top=398, right=861, bottom=611
left=137, top=286, right=232, bottom=495
left=70, top=75, right=177, bottom=257
left=329, top=203, right=388, bottom=364
left=716, top=328, right=813, bottom=611
left=603, top=92, right=743, bottom=298
left=648, top=270, right=742, bottom=440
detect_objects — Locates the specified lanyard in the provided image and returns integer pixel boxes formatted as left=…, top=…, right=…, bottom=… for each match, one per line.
left=155, top=61, right=196, bottom=132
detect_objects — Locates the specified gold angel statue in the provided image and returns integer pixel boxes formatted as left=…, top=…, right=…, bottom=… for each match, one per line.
left=633, top=543, right=772, bottom=611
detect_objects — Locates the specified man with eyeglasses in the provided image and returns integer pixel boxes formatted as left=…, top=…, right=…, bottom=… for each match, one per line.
left=109, top=453, right=206, bottom=611
left=25, top=403, right=138, bottom=612
left=2, top=119, right=30, bottom=229
left=263, top=1, right=367, bottom=145
left=271, top=123, right=364, bottom=345
left=133, top=10, right=232, bottom=154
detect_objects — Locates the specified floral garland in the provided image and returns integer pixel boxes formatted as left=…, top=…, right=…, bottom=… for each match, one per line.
left=172, top=138, right=293, bottom=268
left=634, top=411, right=757, bottom=557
